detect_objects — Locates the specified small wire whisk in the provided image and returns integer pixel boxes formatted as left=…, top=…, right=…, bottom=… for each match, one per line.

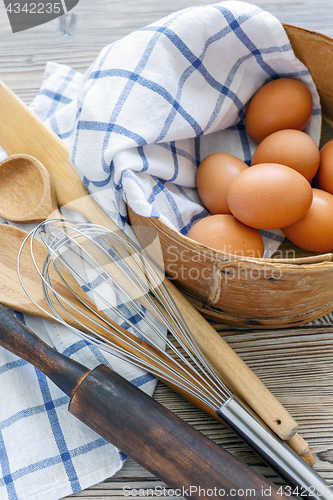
left=18, top=219, right=332, bottom=500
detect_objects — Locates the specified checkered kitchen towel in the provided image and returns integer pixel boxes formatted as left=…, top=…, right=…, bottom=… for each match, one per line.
left=70, top=0, right=321, bottom=255
left=0, top=2, right=322, bottom=500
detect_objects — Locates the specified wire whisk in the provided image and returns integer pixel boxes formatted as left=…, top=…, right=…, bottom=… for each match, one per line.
left=19, top=220, right=231, bottom=412
left=17, top=219, right=332, bottom=500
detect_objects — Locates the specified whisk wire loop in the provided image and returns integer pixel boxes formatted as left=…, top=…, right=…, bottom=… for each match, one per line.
left=46, top=222, right=231, bottom=403
left=17, top=220, right=230, bottom=410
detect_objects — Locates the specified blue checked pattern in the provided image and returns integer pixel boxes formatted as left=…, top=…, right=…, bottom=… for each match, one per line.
left=68, top=0, right=321, bottom=254
left=0, top=2, right=323, bottom=500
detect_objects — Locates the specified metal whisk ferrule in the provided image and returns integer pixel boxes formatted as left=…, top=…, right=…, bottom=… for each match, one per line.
left=217, top=396, right=332, bottom=499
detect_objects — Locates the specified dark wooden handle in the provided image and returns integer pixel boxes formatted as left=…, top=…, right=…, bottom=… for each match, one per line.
left=0, top=304, right=89, bottom=396
left=70, top=365, right=287, bottom=500
left=0, top=304, right=287, bottom=499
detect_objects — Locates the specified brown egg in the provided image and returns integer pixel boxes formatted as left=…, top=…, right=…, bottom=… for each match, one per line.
left=282, top=188, right=333, bottom=252
left=227, top=163, right=313, bottom=230
left=245, top=78, right=313, bottom=143
left=196, top=153, right=248, bottom=214
left=251, top=129, right=320, bottom=181
left=317, top=138, right=333, bottom=194
left=187, top=214, right=264, bottom=257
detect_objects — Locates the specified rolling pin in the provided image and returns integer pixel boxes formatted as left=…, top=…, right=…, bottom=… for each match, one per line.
left=0, top=304, right=288, bottom=500
left=0, top=80, right=313, bottom=463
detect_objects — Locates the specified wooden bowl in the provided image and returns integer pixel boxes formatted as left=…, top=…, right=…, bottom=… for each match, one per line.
left=128, top=25, right=333, bottom=329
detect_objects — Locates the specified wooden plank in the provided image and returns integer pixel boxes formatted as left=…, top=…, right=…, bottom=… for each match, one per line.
left=0, top=0, right=332, bottom=102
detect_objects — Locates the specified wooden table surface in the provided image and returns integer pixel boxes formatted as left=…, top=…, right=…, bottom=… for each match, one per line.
left=0, top=1, right=333, bottom=499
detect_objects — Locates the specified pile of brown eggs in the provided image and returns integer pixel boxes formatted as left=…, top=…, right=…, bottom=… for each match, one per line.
left=188, top=78, right=333, bottom=258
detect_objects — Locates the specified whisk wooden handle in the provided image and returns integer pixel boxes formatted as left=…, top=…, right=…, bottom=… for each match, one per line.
left=0, top=305, right=287, bottom=500
left=163, top=279, right=298, bottom=440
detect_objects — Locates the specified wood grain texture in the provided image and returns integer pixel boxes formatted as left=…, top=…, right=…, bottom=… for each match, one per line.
left=0, top=0, right=332, bottom=498
left=0, top=0, right=332, bottom=104
left=0, top=304, right=90, bottom=397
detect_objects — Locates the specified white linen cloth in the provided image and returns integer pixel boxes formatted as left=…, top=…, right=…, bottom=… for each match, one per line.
left=69, top=0, right=321, bottom=255
left=0, top=2, right=322, bottom=500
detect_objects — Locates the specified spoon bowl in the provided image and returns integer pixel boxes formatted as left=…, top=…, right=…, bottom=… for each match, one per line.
left=0, top=154, right=59, bottom=222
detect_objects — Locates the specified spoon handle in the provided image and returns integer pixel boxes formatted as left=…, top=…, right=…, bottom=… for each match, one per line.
left=0, top=82, right=86, bottom=208
left=0, top=303, right=287, bottom=500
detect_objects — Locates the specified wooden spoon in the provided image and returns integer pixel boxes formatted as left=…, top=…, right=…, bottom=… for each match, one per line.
left=0, top=224, right=139, bottom=329
left=0, top=154, right=61, bottom=222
